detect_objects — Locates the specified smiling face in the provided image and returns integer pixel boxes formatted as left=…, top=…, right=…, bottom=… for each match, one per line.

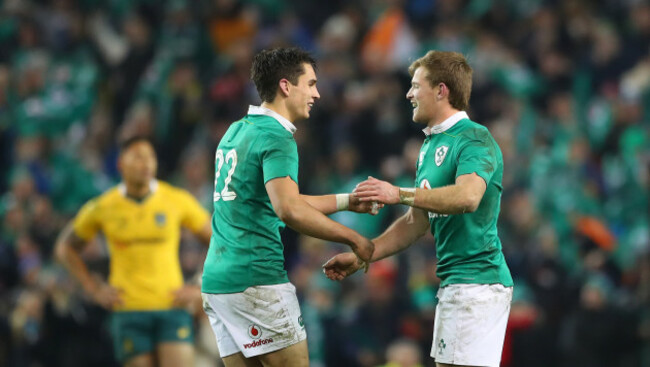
left=285, top=63, right=320, bottom=121
left=406, top=67, right=439, bottom=125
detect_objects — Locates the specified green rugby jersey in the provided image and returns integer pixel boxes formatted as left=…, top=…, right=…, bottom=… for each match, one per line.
left=202, top=106, right=299, bottom=294
left=416, top=112, right=513, bottom=288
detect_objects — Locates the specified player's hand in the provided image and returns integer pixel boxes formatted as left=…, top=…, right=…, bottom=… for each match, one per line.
left=172, top=284, right=202, bottom=312
left=348, top=194, right=384, bottom=215
left=349, top=236, right=374, bottom=269
left=353, top=176, right=400, bottom=204
left=322, top=252, right=365, bottom=280
left=88, top=282, right=124, bottom=310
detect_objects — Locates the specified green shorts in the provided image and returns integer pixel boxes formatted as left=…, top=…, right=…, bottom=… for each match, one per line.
left=109, top=309, right=193, bottom=363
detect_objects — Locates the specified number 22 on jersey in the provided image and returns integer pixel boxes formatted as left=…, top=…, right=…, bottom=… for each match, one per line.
left=214, top=149, right=237, bottom=201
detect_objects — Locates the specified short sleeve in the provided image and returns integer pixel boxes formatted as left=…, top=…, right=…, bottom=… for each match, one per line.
left=178, top=190, right=211, bottom=233
left=261, top=135, right=299, bottom=184
left=72, top=199, right=101, bottom=241
left=455, top=133, right=498, bottom=185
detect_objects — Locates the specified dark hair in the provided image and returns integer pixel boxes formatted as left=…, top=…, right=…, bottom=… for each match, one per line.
left=119, top=136, right=154, bottom=153
left=251, top=47, right=317, bottom=103
left=408, top=51, right=473, bottom=111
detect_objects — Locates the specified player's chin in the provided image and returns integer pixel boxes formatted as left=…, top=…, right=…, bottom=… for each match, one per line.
left=134, top=176, right=152, bottom=185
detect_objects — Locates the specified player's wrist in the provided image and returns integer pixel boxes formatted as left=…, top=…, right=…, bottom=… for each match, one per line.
left=398, top=188, right=416, bottom=206
left=347, top=233, right=366, bottom=251
left=335, top=193, right=350, bottom=211
left=354, top=253, right=370, bottom=273
left=354, top=255, right=364, bottom=268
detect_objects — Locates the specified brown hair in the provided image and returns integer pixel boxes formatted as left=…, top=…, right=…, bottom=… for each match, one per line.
left=408, top=51, right=472, bottom=111
left=251, top=47, right=317, bottom=103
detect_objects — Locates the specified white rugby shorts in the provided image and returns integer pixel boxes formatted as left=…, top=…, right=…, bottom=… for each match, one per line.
left=431, top=283, right=513, bottom=367
left=202, top=282, right=307, bottom=358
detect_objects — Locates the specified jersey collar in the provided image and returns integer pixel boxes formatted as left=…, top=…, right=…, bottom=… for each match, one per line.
left=118, top=179, right=159, bottom=198
left=422, top=111, right=469, bottom=136
left=248, top=105, right=297, bottom=135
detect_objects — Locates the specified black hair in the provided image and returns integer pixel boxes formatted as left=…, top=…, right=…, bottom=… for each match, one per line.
left=250, top=47, right=317, bottom=103
left=119, top=136, right=154, bottom=153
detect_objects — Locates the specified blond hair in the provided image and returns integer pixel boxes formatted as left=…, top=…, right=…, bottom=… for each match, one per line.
left=408, top=51, right=472, bottom=110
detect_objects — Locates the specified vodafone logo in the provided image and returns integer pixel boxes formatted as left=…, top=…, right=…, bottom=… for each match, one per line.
left=244, top=324, right=273, bottom=349
left=248, top=324, right=262, bottom=339
left=244, top=338, right=274, bottom=349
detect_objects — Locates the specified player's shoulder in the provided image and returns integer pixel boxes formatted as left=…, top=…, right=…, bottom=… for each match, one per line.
left=155, top=180, right=195, bottom=202
left=247, top=114, right=294, bottom=137
left=79, top=185, right=119, bottom=212
left=226, top=115, right=292, bottom=144
left=457, top=119, right=493, bottom=142
left=156, top=180, right=186, bottom=196
left=95, top=185, right=122, bottom=205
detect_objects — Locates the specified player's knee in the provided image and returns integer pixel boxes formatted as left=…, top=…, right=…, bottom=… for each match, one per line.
left=157, top=343, right=194, bottom=367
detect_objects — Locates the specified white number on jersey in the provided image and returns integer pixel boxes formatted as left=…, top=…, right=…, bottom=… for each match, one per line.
left=213, top=149, right=238, bottom=201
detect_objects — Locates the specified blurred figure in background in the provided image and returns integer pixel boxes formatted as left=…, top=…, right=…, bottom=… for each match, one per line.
left=55, top=136, right=211, bottom=367
left=380, top=338, right=424, bottom=367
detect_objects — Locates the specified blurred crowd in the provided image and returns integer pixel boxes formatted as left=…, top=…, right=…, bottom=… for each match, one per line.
left=0, top=0, right=649, bottom=366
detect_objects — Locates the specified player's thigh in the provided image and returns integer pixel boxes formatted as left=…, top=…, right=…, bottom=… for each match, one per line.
left=222, top=352, right=263, bottom=367
left=202, top=283, right=307, bottom=359
left=257, top=339, right=308, bottom=367
left=123, top=353, right=155, bottom=367
left=111, top=311, right=156, bottom=365
left=431, top=284, right=512, bottom=367
left=156, top=342, right=194, bottom=367
left=154, top=309, right=194, bottom=345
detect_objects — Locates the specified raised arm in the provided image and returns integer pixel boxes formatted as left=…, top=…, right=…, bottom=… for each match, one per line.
left=266, top=177, right=374, bottom=262
left=354, top=173, right=487, bottom=214
left=54, top=222, right=123, bottom=309
left=300, top=194, right=382, bottom=215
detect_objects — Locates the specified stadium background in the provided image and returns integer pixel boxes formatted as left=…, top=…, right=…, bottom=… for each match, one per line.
left=0, top=0, right=648, bottom=366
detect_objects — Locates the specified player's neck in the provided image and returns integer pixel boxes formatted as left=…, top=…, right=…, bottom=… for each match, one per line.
left=427, top=106, right=461, bottom=129
left=261, top=101, right=294, bottom=123
left=124, top=182, right=151, bottom=201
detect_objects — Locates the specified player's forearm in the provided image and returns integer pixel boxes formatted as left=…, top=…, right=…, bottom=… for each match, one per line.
left=410, top=185, right=479, bottom=214
left=371, top=210, right=428, bottom=262
left=55, top=243, right=97, bottom=294
left=280, top=198, right=363, bottom=246
left=196, top=221, right=212, bottom=246
left=300, top=194, right=338, bottom=215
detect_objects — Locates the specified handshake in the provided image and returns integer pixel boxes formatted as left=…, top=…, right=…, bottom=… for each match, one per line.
left=326, top=176, right=402, bottom=281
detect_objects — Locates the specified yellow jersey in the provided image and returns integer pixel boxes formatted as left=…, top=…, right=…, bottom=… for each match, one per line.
left=73, top=180, right=210, bottom=311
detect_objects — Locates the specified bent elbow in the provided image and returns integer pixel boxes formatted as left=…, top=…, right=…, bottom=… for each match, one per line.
left=460, top=197, right=481, bottom=213
left=275, top=204, right=297, bottom=224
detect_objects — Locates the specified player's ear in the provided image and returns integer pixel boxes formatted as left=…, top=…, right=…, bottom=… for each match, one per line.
left=278, top=78, right=291, bottom=97
left=437, top=83, right=448, bottom=100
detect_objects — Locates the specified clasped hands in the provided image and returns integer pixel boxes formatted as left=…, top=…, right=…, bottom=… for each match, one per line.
left=325, top=176, right=399, bottom=280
